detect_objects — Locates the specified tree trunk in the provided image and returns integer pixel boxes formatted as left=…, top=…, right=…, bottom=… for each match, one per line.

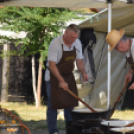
left=1, top=44, right=9, bottom=102
left=37, top=57, right=43, bottom=108
left=32, top=55, right=38, bottom=108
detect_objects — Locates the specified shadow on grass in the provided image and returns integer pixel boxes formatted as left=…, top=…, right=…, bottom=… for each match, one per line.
left=9, top=109, right=65, bottom=132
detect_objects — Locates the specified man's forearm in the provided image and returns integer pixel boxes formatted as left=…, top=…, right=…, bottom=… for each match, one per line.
left=76, top=59, right=86, bottom=75
left=128, top=68, right=133, bottom=74
left=49, top=61, right=64, bottom=82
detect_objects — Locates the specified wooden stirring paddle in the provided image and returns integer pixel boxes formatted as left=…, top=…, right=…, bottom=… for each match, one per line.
left=125, top=122, right=134, bottom=127
left=66, top=89, right=97, bottom=113
left=107, top=81, right=129, bottom=119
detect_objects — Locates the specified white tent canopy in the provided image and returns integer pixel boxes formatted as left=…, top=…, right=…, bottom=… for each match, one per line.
left=79, top=4, right=134, bottom=36
left=0, top=0, right=133, bottom=8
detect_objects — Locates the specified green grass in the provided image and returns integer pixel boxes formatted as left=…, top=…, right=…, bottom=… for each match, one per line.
left=1, top=102, right=134, bottom=131
left=0, top=102, right=65, bottom=131
left=111, top=109, right=134, bottom=120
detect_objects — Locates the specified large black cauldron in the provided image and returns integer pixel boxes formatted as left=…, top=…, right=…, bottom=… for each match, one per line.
left=71, top=108, right=112, bottom=121
left=71, top=108, right=112, bottom=134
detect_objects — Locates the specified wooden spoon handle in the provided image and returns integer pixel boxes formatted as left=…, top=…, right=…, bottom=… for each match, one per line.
left=107, top=81, right=129, bottom=119
left=66, top=89, right=97, bottom=113
left=125, top=122, right=134, bottom=127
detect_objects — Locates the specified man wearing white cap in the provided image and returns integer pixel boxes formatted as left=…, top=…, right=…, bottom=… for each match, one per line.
left=106, top=28, right=134, bottom=88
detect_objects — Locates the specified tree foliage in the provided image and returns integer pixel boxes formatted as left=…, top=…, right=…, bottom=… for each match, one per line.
left=0, top=6, right=82, bottom=61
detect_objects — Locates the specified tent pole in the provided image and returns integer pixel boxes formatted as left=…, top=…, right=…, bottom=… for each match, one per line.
left=107, top=3, right=112, bottom=109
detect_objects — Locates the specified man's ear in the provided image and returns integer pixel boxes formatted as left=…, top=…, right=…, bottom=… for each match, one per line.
left=64, top=30, right=67, bottom=34
left=119, top=40, right=122, bottom=46
left=126, top=38, right=130, bottom=45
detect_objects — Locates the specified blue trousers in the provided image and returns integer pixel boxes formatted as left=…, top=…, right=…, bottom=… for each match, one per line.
left=45, top=81, right=72, bottom=134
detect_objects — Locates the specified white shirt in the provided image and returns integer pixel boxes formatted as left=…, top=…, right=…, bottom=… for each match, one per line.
left=126, top=39, right=134, bottom=61
left=45, top=35, right=83, bottom=81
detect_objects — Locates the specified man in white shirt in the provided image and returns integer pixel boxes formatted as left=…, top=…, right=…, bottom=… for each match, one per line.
left=45, top=24, right=88, bottom=134
left=106, top=28, right=134, bottom=88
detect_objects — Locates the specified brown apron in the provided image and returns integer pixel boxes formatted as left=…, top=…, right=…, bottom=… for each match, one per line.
left=126, top=50, right=134, bottom=71
left=50, top=44, right=78, bottom=109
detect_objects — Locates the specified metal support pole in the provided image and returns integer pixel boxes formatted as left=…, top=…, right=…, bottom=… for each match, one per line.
left=107, top=3, right=112, bottom=109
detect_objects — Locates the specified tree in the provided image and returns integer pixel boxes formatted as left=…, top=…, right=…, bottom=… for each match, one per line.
left=0, top=6, right=83, bottom=107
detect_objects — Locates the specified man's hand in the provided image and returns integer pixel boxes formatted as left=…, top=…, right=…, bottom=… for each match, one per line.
left=125, top=70, right=133, bottom=84
left=59, top=81, right=68, bottom=91
left=129, top=83, right=134, bottom=90
left=82, top=73, right=88, bottom=82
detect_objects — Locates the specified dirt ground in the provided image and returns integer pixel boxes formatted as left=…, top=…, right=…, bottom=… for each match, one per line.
left=30, top=130, right=65, bottom=134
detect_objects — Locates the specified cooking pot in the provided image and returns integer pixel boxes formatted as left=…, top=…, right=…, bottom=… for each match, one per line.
left=101, top=120, right=134, bottom=133
left=71, top=108, right=112, bottom=121
left=110, top=127, right=134, bottom=134
left=101, top=120, right=134, bottom=127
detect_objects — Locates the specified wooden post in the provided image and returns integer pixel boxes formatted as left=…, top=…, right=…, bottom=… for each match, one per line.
left=32, top=55, right=38, bottom=108
left=1, top=44, right=9, bottom=102
left=36, top=57, right=43, bottom=108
